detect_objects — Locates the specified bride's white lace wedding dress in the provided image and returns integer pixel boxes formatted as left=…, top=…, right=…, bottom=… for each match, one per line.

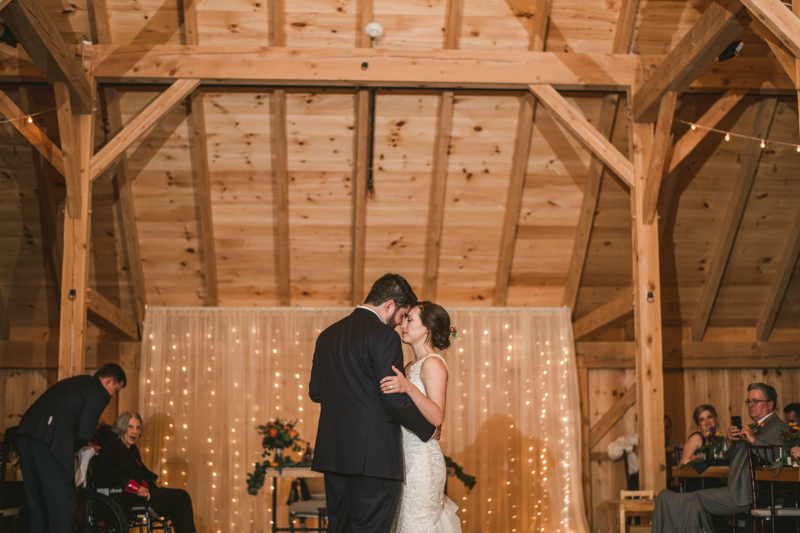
left=393, top=354, right=462, bottom=533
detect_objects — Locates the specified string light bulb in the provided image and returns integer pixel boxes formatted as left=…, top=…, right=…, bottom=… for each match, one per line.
left=761, top=139, right=766, bottom=149
left=725, top=132, right=730, bottom=141
left=26, top=116, right=33, bottom=124
left=691, top=123, right=696, bottom=130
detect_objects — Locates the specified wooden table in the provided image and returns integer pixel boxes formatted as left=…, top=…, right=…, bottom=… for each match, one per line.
left=265, top=467, right=324, bottom=533
left=754, top=466, right=800, bottom=533
left=672, top=465, right=728, bottom=492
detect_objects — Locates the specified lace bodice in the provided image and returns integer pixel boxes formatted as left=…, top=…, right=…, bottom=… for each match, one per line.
left=395, top=354, right=450, bottom=533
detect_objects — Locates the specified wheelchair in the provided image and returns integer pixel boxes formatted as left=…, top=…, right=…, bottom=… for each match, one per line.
left=76, top=452, right=173, bottom=533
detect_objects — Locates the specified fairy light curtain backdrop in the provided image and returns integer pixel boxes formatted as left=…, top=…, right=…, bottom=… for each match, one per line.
left=139, top=307, right=588, bottom=533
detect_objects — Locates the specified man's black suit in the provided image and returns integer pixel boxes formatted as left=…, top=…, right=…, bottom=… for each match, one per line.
left=309, top=307, right=435, bottom=533
left=18, top=374, right=111, bottom=533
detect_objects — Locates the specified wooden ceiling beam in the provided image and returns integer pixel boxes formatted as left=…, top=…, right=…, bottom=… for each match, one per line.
left=756, top=209, right=800, bottom=341
left=529, top=84, right=634, bottom=188
left=563, top=0, right=636, bottom=314
left=641, top=91, right=677, bottom=224
left=85, top=288, right=138, bottom=340
left=742, top=0, right=800, bottom=58
left=691, top=97, right=778, bottom=341
left=572, top=288, right=634, bottom=340
left=561, top=94, right=620, bottom=312
left=0, top=0, right=93, bottom=114
left=351, top=89, right=371, bottom=305
left=91, top=0, right=147, bottom=329
left=632, top=0, right=746, bottom=122
left=187, top=89, right=219, bottom=307
left=531, top=0, right=551, bottom=52
left=0, top=89, right=65, bottom=175
left=0, top=340, right=139, bottom=369
left=423, top=92, right=455, bottom=301
left=494, top=92, right=536, bottom=305
left=90, top=78, right=200, bottom=182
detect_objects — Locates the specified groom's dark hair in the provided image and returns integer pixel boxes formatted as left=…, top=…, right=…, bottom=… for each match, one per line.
left=364, top=273, right=417, bottom=310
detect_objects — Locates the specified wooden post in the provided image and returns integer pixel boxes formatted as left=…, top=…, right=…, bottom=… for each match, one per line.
left=630, top=119, right=666, bottom=493
left=577, top=365, right=591, bottom=519
left=351, top=89, right=371, bottom=305
left=55, top=81, right=94, bottom=380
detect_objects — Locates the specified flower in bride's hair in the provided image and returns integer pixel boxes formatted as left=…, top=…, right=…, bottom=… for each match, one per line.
left=449, top=326, right=457, bottom=339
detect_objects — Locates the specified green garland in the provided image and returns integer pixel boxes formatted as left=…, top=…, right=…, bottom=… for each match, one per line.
left=247, top=455, right=313, bottom=495
left=444, top=455, right=476, bottom=491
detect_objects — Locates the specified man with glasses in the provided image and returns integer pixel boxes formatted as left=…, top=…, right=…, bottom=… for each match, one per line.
left=652, top=382, right=789, bottom=532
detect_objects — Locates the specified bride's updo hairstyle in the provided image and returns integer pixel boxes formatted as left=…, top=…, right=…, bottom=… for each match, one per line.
left=417, top=301, right=451, bottom=351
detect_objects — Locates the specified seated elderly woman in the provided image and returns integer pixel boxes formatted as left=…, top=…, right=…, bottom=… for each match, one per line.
left=93, top=412, right=197, bottom=533
left=680, top=404, right=719, bottom=464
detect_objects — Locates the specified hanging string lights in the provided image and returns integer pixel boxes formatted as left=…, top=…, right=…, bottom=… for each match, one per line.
left=676, top=118, right=800, bottom=151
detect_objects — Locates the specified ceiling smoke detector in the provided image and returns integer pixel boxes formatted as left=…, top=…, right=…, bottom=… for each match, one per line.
left=365, top=22, right=383, bottom=39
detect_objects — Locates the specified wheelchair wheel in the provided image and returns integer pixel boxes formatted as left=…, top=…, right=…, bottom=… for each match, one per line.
left=76, top=491, right=128, bottom=533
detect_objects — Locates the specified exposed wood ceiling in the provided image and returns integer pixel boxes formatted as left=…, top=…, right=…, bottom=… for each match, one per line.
left=1, top=0, right=799, bottom=344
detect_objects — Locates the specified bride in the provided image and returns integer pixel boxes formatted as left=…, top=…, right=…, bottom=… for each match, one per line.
left=380, top=301, right=462, bottom=533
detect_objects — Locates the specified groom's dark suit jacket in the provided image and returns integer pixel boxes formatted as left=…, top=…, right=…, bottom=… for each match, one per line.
left=309, top=307, right=435, bottom=481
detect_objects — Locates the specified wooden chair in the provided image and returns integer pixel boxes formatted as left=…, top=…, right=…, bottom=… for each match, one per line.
left=288, top=477, right=327, bottom=533
left=615, top=490, right=654, bottom=533
left=747, top=444, right=800, bottom=533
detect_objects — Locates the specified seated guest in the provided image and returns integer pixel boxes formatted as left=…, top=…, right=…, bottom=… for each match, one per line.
left=94, top=412, right=197, bottom=533
left=652, top=383, right=789, bottom=532
left=784, top=403, right=800, bottom=425
left=664, top=415, right=682, bottom=453
left=679, top=404, right=719, bottom=465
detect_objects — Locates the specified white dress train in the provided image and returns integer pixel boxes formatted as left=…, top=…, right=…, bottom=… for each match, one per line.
left=393, top=354, right=462, bottom=533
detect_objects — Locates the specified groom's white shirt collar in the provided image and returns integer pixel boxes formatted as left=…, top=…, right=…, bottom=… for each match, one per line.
left=357, top=305, right=381, bottom=320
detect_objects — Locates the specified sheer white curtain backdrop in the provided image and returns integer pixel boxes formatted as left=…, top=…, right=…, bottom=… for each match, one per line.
left=139, top=307, right=588, bottom=533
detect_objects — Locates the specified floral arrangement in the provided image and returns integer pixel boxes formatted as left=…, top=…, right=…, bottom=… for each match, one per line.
left=444, top=455, right=476, bottom=491
left=782, top=422, right=800, bottom=457
left=247, top=419, right=311, bottom=495
left=259, top=419, right=304, bottom=452
left=449, top=327, right=458, bottom=339
left=694, top=427, right=725, bottom=460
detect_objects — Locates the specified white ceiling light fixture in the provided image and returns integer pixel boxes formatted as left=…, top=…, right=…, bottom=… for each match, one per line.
left=365, top=22, right=384, bottom=39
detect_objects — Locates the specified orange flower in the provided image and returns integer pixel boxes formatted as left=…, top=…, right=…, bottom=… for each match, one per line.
left=269, top=428, right=278, bottom=438
left=290, top=429, right=298, bottom=437
left=269, top=462, right=278, bottom=467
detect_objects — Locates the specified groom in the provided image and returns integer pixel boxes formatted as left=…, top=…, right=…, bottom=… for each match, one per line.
left=309, top=273, right=436, bottom=533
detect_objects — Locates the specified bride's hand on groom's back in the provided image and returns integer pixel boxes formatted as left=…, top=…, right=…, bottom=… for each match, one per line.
left=380, top=366, right=411, bottom=394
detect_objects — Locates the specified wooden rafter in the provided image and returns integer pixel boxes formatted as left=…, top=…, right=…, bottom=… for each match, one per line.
left=85, top=288, right=138, bottom=340
left=0, top=340, right=140, bottom=369
left=0, top=0, right=93, bottom=114
left=641, top=91, right=677, bottom=224
left=423, top=92, right=455, bottom=301
left=187, top=89, right=219, bottom=307
left=351, top=89, right=371, bottom=305
left=55, top=81, right=93, bottom=379
left=632, top=0, right=746, bottom=122
left=572, top=289, right=634, bottom=340
left=742, top=0, right=800, bottom=58
left=0, top=89, right=65, bottom=175
left=589, top=383, right=636, bottom=448
left=494, top=92, right=535, bottom=305
left=691, top=98, right=777, bottom=341
left=270, top=90, right=290, bottom=306
left=756, top=208, right=800, bottom=341
left=90, top=79, right=200, bottom=182
left=90, top=0, right=147, bottom=331
left=356, top=0, right=374, bottom=48
left=268, top=0, right=290, bottom=306
left=563, top=0, right=636, bottom=314
left=444, top=0, right=464, bottom=49
left=179, top=0, right=199, bottom=45
left=577, top=341, right=800, bottom=369
left=530, top=84, right=634, bottom=188
left=629, top=119, right=665, bottom=493
left=749, top=14, right=798, bottom=85
left=531, top=0, right=550, bottom=51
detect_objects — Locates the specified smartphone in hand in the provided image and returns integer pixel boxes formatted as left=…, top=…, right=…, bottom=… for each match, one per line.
left=731, top=415, right=742, bottom=430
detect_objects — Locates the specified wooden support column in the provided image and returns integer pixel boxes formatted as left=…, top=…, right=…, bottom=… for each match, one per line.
left=0, top=286, right=9, bottom=340
left=630, top=118, right=666, bottom=493
left=756, top=208, right=800, bottom=340
left=55, top=82, right=94, bottom=379
left=351, top=89, right=371, bottom=305
left=748, top=15, right=797, bottom=85
left=577, top=365, right=590, bottom=519
left=85, top=288, right=139, bottom=340
left=494, top=93, right=535, bottom=305
left=641, top=91, right=677, bottom=224
left=741, top=0, right=800, bottom=58
left=423, top=92, right=454, bottom=301
left=691, top=98, right=777, bottom=341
